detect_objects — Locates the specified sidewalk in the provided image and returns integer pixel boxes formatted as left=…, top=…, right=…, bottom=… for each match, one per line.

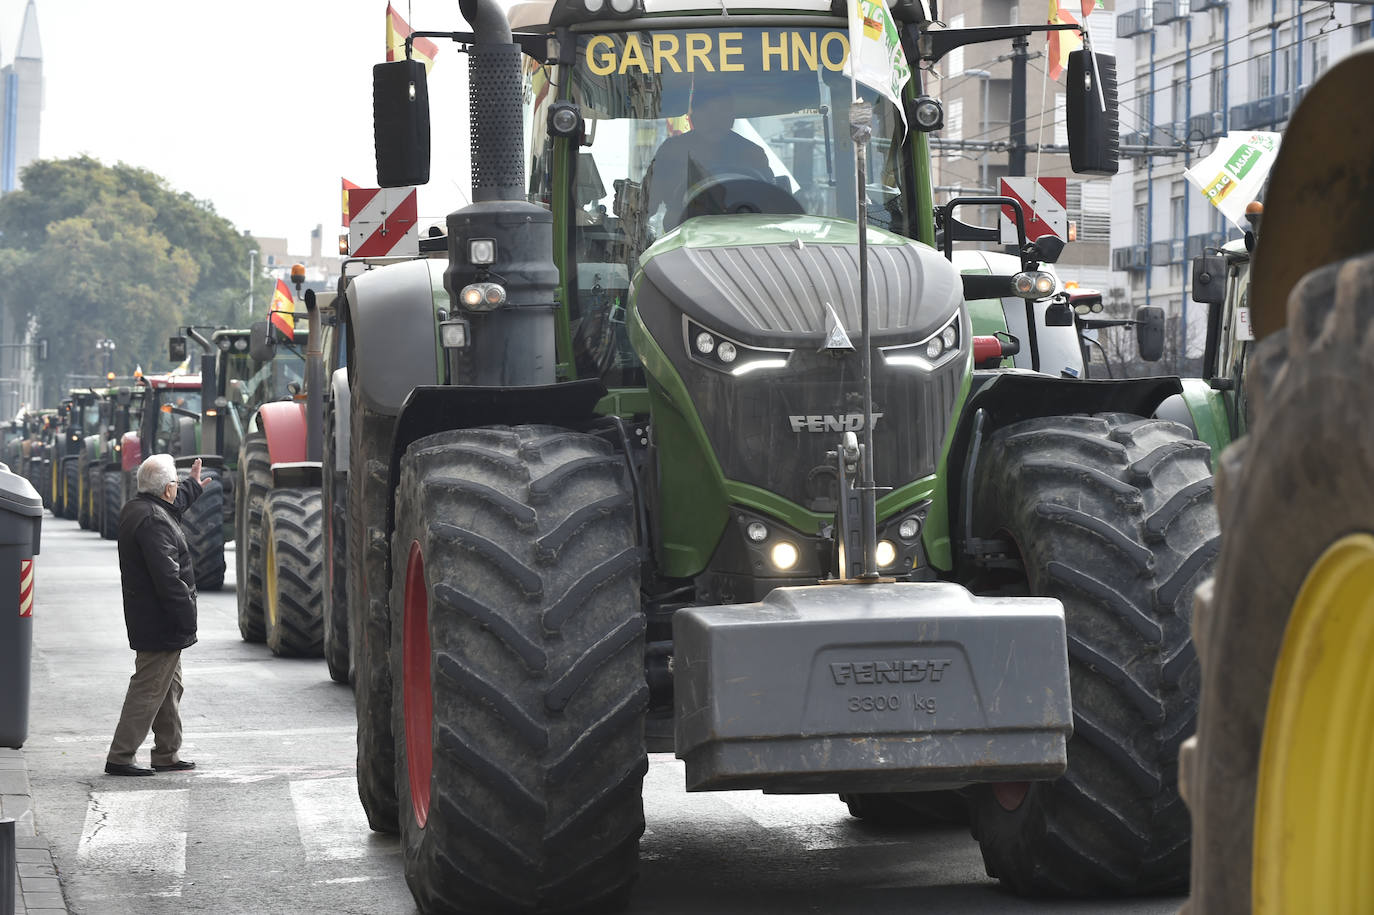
left=1, top=748, right=68, bottom=915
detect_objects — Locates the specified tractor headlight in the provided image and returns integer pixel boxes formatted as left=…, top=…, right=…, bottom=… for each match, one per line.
left=1012, top=271, right=1056, bottom=299
left=875, top=540, right=897, bottom=569
left=684, top=319, right=791, bottom=377
left=468, top=238, right=496, bottom=265
left=770, top=541, right=799, bottom=571
left=460, top=282, right=507, bottom=312
left=440, top=320, right=471, bottom=349
left=233, top=338, right=249, bottom=352
left=881, top=310, right=962, bottom=371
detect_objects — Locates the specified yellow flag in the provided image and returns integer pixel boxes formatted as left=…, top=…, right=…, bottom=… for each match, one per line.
left=1048, top=0, right=1084, bottom=81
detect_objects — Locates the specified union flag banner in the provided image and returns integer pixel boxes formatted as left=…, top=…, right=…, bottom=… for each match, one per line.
left=269, top=279, right=296, bottom=341
left=386, top=4, right=439, bottom=73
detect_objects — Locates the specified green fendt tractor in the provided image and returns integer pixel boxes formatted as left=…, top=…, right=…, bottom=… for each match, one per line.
left=54, top=391, right=101, bottom=521
left=80, top=381, right=143, bottom=539
left=337, top=0, right=1221, bottom=911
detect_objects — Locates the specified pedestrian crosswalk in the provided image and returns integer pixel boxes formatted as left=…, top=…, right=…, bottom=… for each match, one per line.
left=63, top=758, right=910, bottom=911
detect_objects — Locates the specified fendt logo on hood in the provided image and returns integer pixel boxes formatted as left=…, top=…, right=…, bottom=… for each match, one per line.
left=788, top=413, right=883, bottom=433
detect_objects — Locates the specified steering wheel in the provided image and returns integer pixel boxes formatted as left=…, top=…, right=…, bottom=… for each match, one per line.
left=670, top=172, right=805, bottom=230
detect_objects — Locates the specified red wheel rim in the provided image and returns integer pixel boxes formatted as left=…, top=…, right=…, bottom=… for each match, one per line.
left=993, top=781, right=1029, bottom=812
left=402, top=540, right=434, bottom=829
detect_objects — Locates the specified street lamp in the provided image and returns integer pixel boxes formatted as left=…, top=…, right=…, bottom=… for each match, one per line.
left=95, top=338, right=116, bottom=379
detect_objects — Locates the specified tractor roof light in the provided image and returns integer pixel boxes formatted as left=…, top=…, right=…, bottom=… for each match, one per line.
left=1012, top=270, right=1056, bottom=299
left=468, top=238, right=496, bottom=265
left=912, top=96, right=944, bottom=132
left=459, top=282, right=507, bottom=313
left=290, top=263, right=306, bottom=284
left=550, top=0, right=643, bottom=24
left=233, top=338, right=249, bottom=352
left=439, top=319, right=471, bottom=349
left=548, top=101, right=583, bottom=139
left=216, top=337, right=231, bottom=351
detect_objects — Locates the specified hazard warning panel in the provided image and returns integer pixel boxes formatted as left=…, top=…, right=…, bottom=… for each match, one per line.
left=999, top=177, right=1068, bottom=246
left=19, top=558, right=32, bottom=617
left=347, top=187, right=419, bottom=257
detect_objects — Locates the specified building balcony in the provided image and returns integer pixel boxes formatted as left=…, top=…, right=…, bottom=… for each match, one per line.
left=1151, top=239, right=1187, bottom=265
left=1111, top=245, right=1150, bottom=271
left=1230, top=94, right=1292, bottom=131
left=1116, top=7, right=1154, bottom=36
left=1188, top=111, right=1226, bottom=140
left=1154, top=0, right=1190, bottom=23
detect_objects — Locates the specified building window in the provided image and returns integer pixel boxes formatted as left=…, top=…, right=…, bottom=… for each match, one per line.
left=946, top=98, right=964, bottom=141
left=1253, top=49, right=1272, bottom=98
left=1249, top=0, right=1269, bottom=24
left=1170, top=181, right=1185, bottom=239
left=1310, top=35, right=1329, bottom=84
left=1135, top=203, right=1149, bottom=245
left=948, top=15, right=965, bottom=77
left=1210, top=51, right=1226, bottom=111
left=1054, top=93, right=1067, bottom=146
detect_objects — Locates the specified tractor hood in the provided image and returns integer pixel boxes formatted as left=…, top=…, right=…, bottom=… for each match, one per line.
left=639, top=215, right=963, bottom=349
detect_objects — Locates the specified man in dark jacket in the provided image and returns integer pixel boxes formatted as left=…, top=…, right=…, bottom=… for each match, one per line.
left=105, top=453, right=203, bottom=777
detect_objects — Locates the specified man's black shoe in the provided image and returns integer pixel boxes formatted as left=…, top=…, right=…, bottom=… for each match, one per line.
left=105, top=761, right=155, bottom=777
left=152, top=760, right=196, bottom=772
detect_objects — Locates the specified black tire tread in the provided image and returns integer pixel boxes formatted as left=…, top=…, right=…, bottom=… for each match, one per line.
left=101, top=469, right=121, bottom=540
left=322, top=401, right=350, bottom=684
left=390, top=425, right=644, bottom=915
left=236, top=434, right=270, bottom=642
left=264, top=486, right=325, bottom=657
left=967, top=413, right=1218, bottom=897
left=182, top=472, right=225, bottom=592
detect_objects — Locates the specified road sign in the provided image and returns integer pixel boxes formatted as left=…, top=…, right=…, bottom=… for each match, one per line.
left=347, top=187, right=419, bottom=257
left=999, top=177, right=1068, bottom=245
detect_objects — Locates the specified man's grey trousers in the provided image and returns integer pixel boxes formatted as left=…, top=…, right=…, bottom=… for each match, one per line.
left=107, top=650, right=184, bottom=767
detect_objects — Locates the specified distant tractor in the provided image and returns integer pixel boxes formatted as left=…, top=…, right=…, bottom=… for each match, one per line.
left=235, top=265, right=329, bottom=658
left=122, top=372, right=226, bottom=590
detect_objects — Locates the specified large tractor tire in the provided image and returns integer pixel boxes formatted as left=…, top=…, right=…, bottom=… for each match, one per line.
left=349, top=393, right=398, bottom=832
left=34, top=458, right=50, bottom=510
left=182, top=472, right=225, bottom=592
left=101, top=469, right=122, bottom=540
left=236, top=434, right=270, bottom=642
left=322, top=405, right=350, bottom=684
left=1181, top=254, right=1374, bottom=914
left=966, top=414, right=1218, bottom=896
left=60, top=457, right=79, bottom=520
left=390, top=426, right=645, bottom=915
left=78, top=461, right=95, bottom=530
left=263, top=486, right=326, bottom=658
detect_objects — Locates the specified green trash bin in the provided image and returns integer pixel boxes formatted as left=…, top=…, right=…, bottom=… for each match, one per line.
left=0, top=467, right=42, bottom=749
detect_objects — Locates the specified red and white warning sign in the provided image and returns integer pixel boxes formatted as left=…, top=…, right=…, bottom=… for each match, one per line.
left=19, top=558, right=32, bottom=617
left=347, top=187, right=419, bottom=257
left=999, top=177, right=1068, bottom=245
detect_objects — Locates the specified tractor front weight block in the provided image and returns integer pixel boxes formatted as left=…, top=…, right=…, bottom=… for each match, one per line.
left=673, top=582, right=1071, bottom=793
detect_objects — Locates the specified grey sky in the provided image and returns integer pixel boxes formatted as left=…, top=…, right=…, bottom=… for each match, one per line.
left=2, top=0, right=479, bottom=254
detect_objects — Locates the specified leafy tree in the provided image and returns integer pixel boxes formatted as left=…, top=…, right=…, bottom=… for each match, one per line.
left=0, top=156, right=271, bottom=397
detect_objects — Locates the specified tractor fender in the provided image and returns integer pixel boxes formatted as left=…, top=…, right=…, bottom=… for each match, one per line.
left=346, top=258, right=444, bottom=417
left=383, top=379, right=608, bottom=552
left=936, top=371, right=1183, bottom=572
left=330, top=367, right=350, bottom=474
left=1249, top=42, right=1374, bottom=340
left=120, top=430, right=141, bottom=473
left=257, top=401, right=307, bottom=467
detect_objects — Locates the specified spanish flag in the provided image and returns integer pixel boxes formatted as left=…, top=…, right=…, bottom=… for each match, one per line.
left=1047, top=0, right=1084, bottom=81
left=269, top=279, right=295, bottom=341
left=386, top=4, right=439, bottom=73
left=342, top=177, right=360, bottom=228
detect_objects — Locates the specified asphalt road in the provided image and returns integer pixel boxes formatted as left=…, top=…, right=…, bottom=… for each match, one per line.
left=22, top=516, right=1186, bottom=915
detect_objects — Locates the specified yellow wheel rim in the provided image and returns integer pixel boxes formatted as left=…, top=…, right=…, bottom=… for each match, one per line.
left=265, top=528, right=279, bottom=629
left=1255, top=533, right=1374, bottom=914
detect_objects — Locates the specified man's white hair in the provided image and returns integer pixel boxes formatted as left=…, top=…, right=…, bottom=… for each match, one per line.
left=137, top=454, right=178, bottom=495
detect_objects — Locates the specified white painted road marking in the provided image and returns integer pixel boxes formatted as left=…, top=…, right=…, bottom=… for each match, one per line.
left=291, top=777, right=375, bottom=861
left=78, top=789, right=189, bottom=896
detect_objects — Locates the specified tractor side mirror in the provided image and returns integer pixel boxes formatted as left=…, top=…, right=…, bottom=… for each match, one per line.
left=115, top=387, right=132, bottom=406
left=1191, top=255, right=1227, bottom=306
left=1066, top=50, right=1119, bottom=177
left=249, top=321, right=275, bottom=364
left=1136, top=305, right=1165, bottom=362
left=373, top=59, right=431, bottom=188
left=1044, top=297, right=1074, bottom=327
left=169, top=335, right=188, bottom=363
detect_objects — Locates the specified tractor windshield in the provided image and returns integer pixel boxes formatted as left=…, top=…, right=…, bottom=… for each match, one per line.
left=528, top=25, right=912, bottom=383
